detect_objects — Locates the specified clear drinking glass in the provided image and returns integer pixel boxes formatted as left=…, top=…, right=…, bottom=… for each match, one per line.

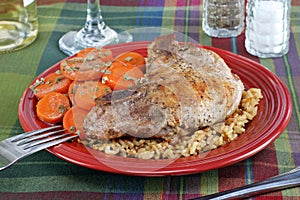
left=245, top=0, right=291, bottom=58
left=0, top=0, right=38, bottom=54
left=202, top=0, right=244, bottom=38
left=58, top=0, right=133, bottom=56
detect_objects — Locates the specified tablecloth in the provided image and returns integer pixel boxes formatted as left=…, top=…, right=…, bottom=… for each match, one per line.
left=0, top=0, right=300, bottom=199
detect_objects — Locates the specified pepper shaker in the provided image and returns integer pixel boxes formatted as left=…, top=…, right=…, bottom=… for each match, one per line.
left=245, top=0, right=291, bottom=58
left=202, top=0, right=244, bottom=38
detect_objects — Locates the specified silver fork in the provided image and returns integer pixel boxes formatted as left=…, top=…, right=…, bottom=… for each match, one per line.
left=0, top=125, right=78, bottom=171
left=191, top=166, right=300, bottom=199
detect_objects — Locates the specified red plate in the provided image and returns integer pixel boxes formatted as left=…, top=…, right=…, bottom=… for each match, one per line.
left=18, top=42, right=292, bottom=176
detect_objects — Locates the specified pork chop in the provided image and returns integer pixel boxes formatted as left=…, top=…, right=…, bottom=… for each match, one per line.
left=83, top=34, right=244, bottom=140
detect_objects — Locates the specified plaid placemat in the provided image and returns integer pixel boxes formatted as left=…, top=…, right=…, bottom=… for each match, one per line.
left=0, top=0, right=300, bottom=199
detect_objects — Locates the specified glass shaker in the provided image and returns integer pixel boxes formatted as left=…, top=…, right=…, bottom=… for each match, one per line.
left=245, top=0, right=291, bottom=58
left=202, top=0, right=244, bottom=38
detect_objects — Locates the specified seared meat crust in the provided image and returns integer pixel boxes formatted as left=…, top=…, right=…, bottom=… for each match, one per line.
left=83, top=34, right=244, bottom=140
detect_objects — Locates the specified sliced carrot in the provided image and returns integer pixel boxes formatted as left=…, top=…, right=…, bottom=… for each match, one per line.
left=102, top=61, right=144, bottom=90
left=62, top=107, right=75, bottom=132
left=68, top=81, right=75, bottom=104
left=73, top=81, right=112, bottom=110
left=32, top=71, right=72, bottom=99
left=63, top=106, right=89, bottom=133
left=77, top=47, right=97, bottom=57
left=60, top=54, right=112, bottom=81
left=36, top=92, right=70, bottom=124
left=77, top=47, right=113, bottom=63
left=60, top=57, right=85, bottom=81
left=68, top=81, right=83, bottom=105
left=114, top=51, right=146, bottom=72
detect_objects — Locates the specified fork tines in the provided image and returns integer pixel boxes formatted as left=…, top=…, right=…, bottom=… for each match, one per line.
left=10, top=125, right=77, bottom=150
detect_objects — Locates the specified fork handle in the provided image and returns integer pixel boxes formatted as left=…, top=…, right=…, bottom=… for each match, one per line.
left=191, top=167, right=300, bottom=200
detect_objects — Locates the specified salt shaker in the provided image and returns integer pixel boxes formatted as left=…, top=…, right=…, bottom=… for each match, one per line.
left=245, top=0, right=291, bottom=58
left=202, top=0, right=244, bottom=38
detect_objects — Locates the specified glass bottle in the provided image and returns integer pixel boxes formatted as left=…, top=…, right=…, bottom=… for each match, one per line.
left=245, top=0, right=291, bottom=58
left=202, top=0, right=244, bottom=38
left=0, top=0, right=38, bottom=53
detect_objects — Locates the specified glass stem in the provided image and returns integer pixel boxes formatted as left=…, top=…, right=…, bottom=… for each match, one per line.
left=84, top=0, right=104, bottom=34
left=58, top=0, right=132, bottom=55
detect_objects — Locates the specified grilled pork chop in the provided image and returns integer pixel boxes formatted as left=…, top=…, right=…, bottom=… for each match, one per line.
left=83, top=34, right=244, bottom=140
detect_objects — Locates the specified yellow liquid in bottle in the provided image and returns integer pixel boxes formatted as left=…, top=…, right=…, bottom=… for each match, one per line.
left=0, top=1, right=38, bottom=53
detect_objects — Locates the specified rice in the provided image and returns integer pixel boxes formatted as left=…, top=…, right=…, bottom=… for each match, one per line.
left=81, top=88, right=263, bottom=159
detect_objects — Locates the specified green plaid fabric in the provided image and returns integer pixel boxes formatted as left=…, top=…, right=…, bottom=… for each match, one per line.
left=1, top=0, right=300, bottom=199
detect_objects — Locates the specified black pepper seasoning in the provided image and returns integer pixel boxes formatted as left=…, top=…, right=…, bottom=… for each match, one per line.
left=202, top=0, right=244, bottom=38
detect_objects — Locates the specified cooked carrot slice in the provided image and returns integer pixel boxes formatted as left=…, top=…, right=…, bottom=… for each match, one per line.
left=73, top=81, right=112, bottom=110
left=32, top=71, right=72, bottom=99
left=77, top=47, right=97, bottom=57
left=77, top=47, right=113, bottom=63
left=102, top=61, right=144, bottom=90
left=60, top=54, right=112, bottom=81
left=63, top=106, right=89, bottom=133
left=114, top=51, right=146, bottom=72
left=36, top=92, right=70, bottom=124
left=68, top=81, right=83, bottom=105
left=60, top=57, right=85, bottom=81
left=68, top=81, right=75, bottom=104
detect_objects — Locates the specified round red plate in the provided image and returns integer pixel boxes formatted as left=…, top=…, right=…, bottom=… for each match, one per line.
left=18, top=42, right=292, bottom=176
